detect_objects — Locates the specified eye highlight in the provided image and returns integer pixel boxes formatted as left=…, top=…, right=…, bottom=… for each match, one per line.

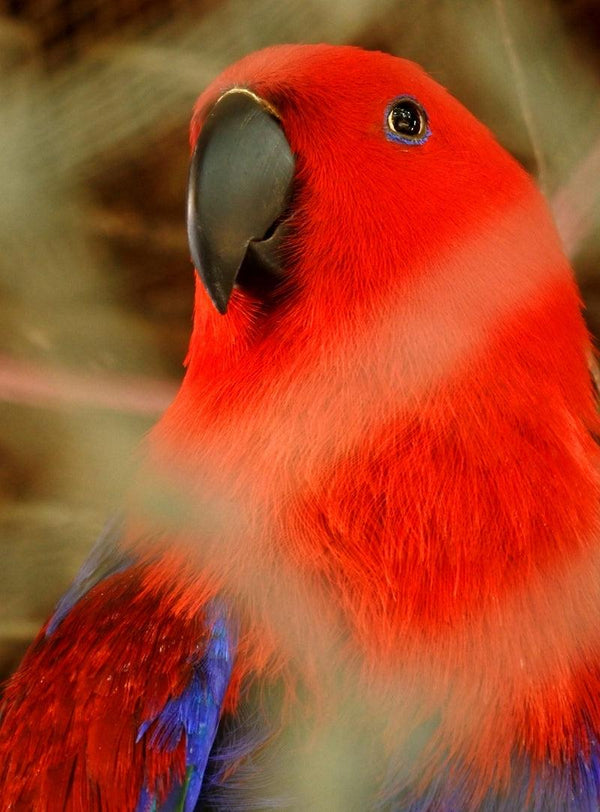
left=385, top=97, right=430, bottom=145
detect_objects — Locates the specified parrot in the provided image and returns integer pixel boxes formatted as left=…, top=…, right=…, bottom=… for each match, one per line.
left=1, top=42, right=600, bottom=811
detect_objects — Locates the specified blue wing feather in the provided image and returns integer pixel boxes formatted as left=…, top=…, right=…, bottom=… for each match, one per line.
left=134, top=601, right=236, bottom=812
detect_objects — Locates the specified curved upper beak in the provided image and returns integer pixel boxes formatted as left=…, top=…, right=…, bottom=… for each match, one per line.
left=186, top=89, right=296, bottom=314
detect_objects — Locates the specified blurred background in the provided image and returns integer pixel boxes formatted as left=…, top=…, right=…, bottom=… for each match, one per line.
left=0, top=0, right=599, bottom=681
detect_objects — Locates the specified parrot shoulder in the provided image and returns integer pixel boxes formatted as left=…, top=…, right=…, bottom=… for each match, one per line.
left=0, top=518, right=236, bottom=812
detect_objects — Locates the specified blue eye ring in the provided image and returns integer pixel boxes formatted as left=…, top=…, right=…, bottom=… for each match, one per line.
left=385, top=96, right=430, bottom=146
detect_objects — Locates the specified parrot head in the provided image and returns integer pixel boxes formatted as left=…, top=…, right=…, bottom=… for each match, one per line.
left=186, top=44, right=566, bottom=330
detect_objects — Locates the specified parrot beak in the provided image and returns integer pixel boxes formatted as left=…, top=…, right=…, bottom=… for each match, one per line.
left=187, top=89, right=296, bottom=314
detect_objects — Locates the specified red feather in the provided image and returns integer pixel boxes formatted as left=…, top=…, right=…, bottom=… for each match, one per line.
left=0, top=555, right=220, bottom=811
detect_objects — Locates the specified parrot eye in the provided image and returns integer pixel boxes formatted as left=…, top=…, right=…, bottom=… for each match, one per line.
left=385, top=97, right=430, bottom=145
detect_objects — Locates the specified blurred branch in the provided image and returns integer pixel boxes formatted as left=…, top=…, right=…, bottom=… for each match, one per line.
left=493, top=0, right=548, bottom=189
left=0, top=354, right=175, bottom=414
left=551, top=134, right=600, bottom=258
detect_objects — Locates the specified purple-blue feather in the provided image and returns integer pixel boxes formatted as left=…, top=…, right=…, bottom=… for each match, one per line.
left=134, top=601, right=236, bottom=812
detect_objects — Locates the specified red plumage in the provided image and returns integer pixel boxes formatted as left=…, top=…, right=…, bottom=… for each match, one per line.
left=0, top=555, right=218, bottom=810
left=2, top=44, right=600, bottom=809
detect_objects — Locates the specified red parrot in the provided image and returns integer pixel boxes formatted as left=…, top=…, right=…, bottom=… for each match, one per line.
left=1, top=43, right=600, bottom=811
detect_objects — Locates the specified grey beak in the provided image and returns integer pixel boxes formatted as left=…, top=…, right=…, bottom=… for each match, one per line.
left=187, top=89, right=295, bottom=314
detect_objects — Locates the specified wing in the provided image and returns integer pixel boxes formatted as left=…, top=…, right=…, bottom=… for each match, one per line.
left=134, top=601, right=234, bottom=812
left=0, top=517, right=236, bottom=812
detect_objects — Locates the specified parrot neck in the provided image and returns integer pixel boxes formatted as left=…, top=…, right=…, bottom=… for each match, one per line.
left=150, top=274, right=600, bottom=785
left=172, top=276, right=600, bottom=633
